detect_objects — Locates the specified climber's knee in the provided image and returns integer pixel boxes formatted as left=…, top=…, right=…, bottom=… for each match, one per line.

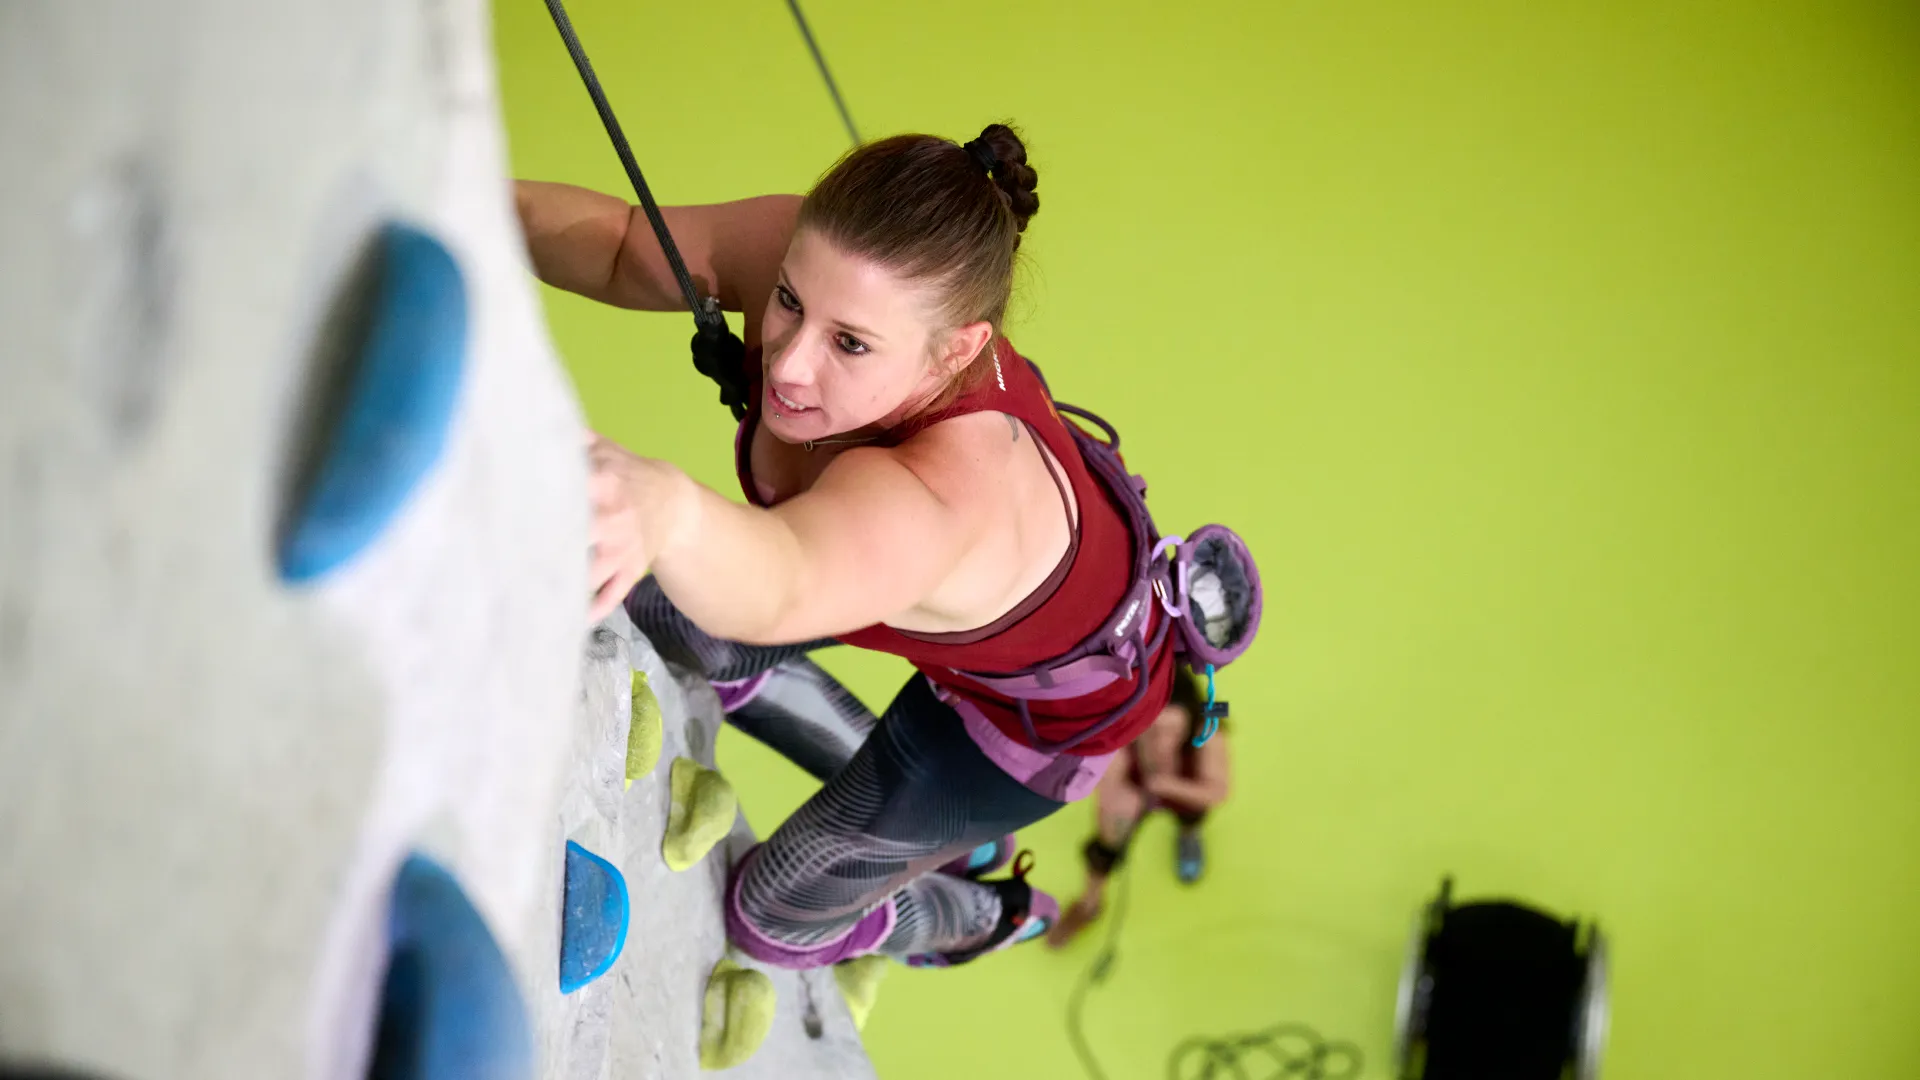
left=723, top=845, right=896, bottom=971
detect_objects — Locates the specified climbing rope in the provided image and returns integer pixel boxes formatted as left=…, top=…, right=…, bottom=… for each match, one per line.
left=784, top=0, right=861, bottom=145
left=539, top=0, right=750, bottom=418
left=1065, top=821, right=1362, bottom=1080
left=539, top=0, right=868, bottom=417
left=1065, top=835, right=1136, bottom=1080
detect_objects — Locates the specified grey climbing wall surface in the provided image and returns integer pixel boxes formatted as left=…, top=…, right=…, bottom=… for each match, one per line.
left=542, top=613, right=877, bottom=1080
left=0, top=0, right=872, bottom=1076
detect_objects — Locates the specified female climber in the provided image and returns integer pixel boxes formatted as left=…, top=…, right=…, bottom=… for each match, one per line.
left=1044, top=666, right=1233, bottom=950
left=516, top=125, right=1181, bottom=969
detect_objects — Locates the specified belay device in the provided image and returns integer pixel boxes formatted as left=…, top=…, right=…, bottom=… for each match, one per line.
left=1393, top=877, right=1610, bottom=1080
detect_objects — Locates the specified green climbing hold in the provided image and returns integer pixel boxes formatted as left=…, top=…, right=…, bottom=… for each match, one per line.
left=663, top=757, right=737, bottom=872
left=699, top=957, right=776, bottom=1070
left=626, top=670, right=662, bottom=789
left=833, top=955, right=889, bottom=1032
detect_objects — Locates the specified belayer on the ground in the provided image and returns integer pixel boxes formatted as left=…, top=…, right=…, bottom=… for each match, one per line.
left=1046, top=665, right=1234, bottom=951
left=516, top=124, right=1260, bottom=968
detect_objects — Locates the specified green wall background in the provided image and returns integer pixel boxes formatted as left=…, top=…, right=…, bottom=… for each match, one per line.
left=493, top=2, right=1920, bottom=1075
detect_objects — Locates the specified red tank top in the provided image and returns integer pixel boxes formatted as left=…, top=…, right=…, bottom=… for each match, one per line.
left=734, top=338, right=1174, bottom=756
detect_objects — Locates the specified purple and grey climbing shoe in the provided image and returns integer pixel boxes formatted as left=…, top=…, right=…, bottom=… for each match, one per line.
left=902, top=852, right=1058, bottom=969
left=936, top=834, right=1016, bottom=880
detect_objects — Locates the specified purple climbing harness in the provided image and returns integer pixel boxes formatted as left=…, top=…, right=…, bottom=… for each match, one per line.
left=943, top=366, right=1265, bottom=754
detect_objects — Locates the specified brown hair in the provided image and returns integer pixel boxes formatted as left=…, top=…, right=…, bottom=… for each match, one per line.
left=797, top=123, right=1040, bottom=415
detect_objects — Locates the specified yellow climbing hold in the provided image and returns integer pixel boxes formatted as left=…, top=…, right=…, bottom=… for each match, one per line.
left=833, top=955, right=889, bottom=1032
left=700, top=957, right=776, bottom=1070
left=626, top=670, right=662, bottom=789
left=663, top=757, right=737, bottom=872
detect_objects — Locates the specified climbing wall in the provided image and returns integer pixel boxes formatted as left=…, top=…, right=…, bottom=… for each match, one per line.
left=542, top=611, right=875, bottom=1080
left=0, top=0, right=871, bottom=1076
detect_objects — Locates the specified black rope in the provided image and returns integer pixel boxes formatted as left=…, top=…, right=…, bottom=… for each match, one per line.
left=540, top=0, right=750, bottom=417
left=1167, top=1024, right=1363, bottom=1080
left=784, top=0, right=861, bottom=146
left=539, top=0, right=717, bottom=332
left=1066, top=841, right=1135, bottom=1080
left=1064, top=824, right=1363, bottom=1080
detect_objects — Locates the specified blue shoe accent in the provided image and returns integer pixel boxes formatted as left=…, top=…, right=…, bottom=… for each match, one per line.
left=279, top=223, right=468, bottom=584
left=1176, top=829, right=1206, bottom=885
left=938, top=834, right=1013, bottom=880
left=559, top=840, right=631, bottom=993
left=370, top=853, right=532, bottom=1080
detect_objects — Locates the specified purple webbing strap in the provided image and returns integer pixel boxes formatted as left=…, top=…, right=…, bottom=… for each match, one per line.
left=1009, top=607, right=1173, bottom=754
left=947, top=648, right=1135, bottom=701
left=1055, top=401, right=1121, bottom=452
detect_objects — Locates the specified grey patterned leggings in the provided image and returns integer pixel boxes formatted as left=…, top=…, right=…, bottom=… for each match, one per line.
left=626, top=578, right=1065, bottom=958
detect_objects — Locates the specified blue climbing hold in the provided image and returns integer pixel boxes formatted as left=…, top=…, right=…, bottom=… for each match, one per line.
left=279, top=222, right=468, bottom=584
left=369, top=854, right=532, bottom=1080
left=560, top=840, right=631, bottom=994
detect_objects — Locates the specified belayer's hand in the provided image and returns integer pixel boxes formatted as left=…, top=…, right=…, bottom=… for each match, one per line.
left=585, top=430, right=693, bottom=624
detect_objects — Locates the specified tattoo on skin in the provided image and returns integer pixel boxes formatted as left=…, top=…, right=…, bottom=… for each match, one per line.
left=1007, top=414, right=1021, bottom=442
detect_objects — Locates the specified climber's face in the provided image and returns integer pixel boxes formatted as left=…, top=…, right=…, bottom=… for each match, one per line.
left=758, top=229, right=987, bottom=443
